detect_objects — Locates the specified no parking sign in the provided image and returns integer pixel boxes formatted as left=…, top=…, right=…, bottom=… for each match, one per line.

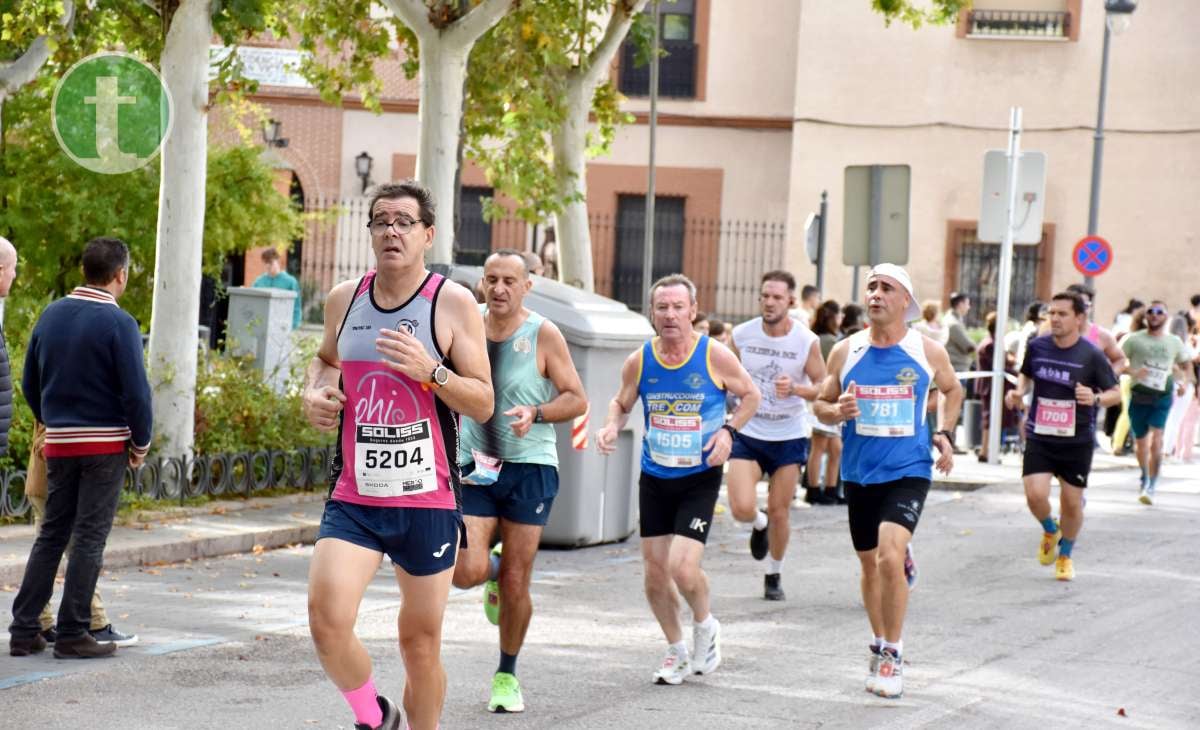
left=1072, top=236, right=1113, bottom=276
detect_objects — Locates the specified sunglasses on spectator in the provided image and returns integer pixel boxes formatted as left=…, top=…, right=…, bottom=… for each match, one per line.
left=1147, top=307, right=1167, bottom=315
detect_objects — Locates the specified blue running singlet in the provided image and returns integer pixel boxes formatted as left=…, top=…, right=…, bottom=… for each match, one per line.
left=637, top=335, right=727, bottom=479
left=839, top=329, right=934, bottom=485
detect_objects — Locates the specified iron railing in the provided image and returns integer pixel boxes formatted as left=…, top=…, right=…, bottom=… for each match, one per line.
left=297, top=196, right=788, bottom=327
left=1, top=446, right=333, bottom=520
left=956, top=233, right=1042, bottom=329
left=588, top=214, right=787, bottom=324
left=967, top=10, right=1070, bottom=39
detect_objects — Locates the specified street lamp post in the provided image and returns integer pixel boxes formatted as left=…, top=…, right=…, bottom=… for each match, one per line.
left=1084, top=0, right=1137, bottom=290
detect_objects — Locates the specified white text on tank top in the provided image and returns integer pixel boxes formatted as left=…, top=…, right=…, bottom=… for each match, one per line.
left=733, top=318, right=819, bottom=440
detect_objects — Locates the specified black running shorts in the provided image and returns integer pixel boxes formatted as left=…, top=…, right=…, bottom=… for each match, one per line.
left=1022, top=438, right=1092, bottom=488
left=845, top=477, right=931, bottom=552
left=639, top=466, right=723, bottom=544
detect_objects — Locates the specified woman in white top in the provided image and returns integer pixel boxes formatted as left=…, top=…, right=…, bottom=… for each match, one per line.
left=912, top=300, right=948, bottom=344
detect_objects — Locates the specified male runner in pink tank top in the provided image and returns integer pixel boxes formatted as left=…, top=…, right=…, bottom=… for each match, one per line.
left=303, top=180, right=493, bottom=730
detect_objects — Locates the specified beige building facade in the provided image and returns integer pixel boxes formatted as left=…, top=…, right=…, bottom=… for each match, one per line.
left=785, top=0, right=1200, bottom=327
left=228, top=0, right=1196, bottom=327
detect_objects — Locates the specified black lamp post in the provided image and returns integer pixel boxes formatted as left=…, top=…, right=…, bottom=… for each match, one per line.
left=1084, top=0, right=1137, bottom=288
left=261, top=118, right=288, bottom=148
left=355, top=152, right=374, bottom=195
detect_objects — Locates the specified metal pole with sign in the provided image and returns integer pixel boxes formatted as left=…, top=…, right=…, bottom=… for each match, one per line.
left=986, top=108, right=1023, bottom=465
left=843, top=165, right=910, bottom=306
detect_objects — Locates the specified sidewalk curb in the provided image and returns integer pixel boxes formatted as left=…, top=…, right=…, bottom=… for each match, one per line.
left=0, top=494, right=325, bottom=587
left=0, top=521, right=321, bottom=587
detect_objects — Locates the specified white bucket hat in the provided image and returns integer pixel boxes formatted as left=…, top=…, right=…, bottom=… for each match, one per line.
left=867, top=263, right=921, bottom=322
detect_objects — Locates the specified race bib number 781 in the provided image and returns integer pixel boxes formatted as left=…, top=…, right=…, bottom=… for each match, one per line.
left=854, top=384, right=916, bottom=437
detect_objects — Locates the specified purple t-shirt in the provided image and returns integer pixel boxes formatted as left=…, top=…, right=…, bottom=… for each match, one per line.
left=1020, top=334, right=1117, bottom=445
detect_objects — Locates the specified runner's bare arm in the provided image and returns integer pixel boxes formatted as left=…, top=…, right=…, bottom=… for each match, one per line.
left=432, top=282, right=494, bottom=424
left=710, top=341, right=760, bottom=431
left=303, top=280, right=355, bottom=431
left=813, top=340, right=848, bottom=425
left=525, top=320, right=587, bottom=423
left=925, top=339, right=964, bottom=436
left=1100, top=329, right=1127, bottom=375
left=1006, top=374, right=1032, bottom=411
left=705, top=343, right=758, bottom=466
left=1092, top=383, right=1122, bottom=408
left=795, top=338, right=826, bottom=401
left=596, top=349, right=642, bottom=454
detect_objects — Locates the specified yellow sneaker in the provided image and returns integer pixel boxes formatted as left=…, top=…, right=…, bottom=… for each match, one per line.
left=1038, top=523, right=1060, bottom=566
left=1055, top=555, right=1075, bottom=581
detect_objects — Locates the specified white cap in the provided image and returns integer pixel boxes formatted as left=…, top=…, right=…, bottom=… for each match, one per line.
left=867, top=263, right=921, bottom=322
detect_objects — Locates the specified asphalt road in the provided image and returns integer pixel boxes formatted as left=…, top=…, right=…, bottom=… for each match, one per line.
left=2, top=462, right=1198, bottom=729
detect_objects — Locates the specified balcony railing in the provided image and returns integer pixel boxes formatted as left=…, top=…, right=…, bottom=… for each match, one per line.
left=967, top=10, right=1070, bottom=39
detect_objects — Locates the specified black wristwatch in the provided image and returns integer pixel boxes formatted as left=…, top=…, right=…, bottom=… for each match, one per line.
left=936, top=429, right=955, bottom=447
left=721, top=424, right=738, bottom=439
left=534, top=405, right=545, bottom=423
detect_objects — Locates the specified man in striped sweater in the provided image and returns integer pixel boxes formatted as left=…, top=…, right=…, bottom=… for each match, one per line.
left=8, top=237, right=152, bottom=660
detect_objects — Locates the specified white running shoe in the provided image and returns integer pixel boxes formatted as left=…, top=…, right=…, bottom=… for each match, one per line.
left=652, top=645, right=691, bottom=685
left=692, top=618, right=722, bottom=675
left=873, top=648, right=903, bottom=698
left=865, top=646, right=881, bottom=693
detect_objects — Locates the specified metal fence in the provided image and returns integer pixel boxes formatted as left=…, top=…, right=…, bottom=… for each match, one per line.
left=1, top=446, right=333, bottom=520
left=956, top=239, right=1042, bottom=329
left=296, top=195, right=787, bottom=327
left=589, top=212, right=787, bottom=323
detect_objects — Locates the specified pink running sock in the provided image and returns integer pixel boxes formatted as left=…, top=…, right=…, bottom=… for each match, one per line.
left=341, top=677, right=383, bottom=728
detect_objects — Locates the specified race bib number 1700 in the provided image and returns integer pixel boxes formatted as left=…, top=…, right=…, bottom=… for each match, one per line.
left=1033, top=397, right=1076, bottom=437
left=355, top=420, right=438, bottom=498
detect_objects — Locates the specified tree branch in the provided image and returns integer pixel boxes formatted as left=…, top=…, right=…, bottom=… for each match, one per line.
left=381, top=0, right=436, bottom=38
left=579, top=0, right=647, bottom=90
left=444, top=0, right=513, bottom=48
left=0, top=0, right=75, bottom=94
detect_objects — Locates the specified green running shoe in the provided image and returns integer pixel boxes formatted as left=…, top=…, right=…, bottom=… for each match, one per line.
left=488, top=671, right=525, bottom=713
left=484, top=543, right=502, bottom=626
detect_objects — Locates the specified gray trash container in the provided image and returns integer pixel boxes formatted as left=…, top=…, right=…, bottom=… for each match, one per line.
left=434, top=265, right=654, bottom=547
left=226, top=286, right=297, bottom=392
left=961, top=399, right=983, bottom=450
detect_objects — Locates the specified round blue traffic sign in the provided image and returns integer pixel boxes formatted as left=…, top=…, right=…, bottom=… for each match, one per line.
left=1072, top=236, right=1112, bottom=276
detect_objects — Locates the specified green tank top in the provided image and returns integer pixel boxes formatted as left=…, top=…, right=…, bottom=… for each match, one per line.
left=460, top=310, right=558, bottom=467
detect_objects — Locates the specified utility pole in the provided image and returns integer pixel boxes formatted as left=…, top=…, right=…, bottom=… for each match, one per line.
left=986, top=107, right=1022, bottom=465
left=640, top=0, right=660, bottom=315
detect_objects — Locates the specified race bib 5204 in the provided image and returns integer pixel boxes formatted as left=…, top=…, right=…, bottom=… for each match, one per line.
left=355, top=420, right=438, bottom=498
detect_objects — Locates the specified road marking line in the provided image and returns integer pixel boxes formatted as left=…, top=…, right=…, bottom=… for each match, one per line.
left=0, top=670, right=64, bottom=690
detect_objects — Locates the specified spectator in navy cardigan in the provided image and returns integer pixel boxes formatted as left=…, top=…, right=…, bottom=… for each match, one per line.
left=8, top=237, right=152, bottom=660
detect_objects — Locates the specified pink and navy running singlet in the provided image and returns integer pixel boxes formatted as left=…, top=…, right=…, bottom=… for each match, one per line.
left=329, top=271, right=460, bottom=510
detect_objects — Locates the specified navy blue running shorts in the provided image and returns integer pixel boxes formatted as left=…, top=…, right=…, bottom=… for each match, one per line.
left=317, top=499, right=462, bottom=576
left=729, top=432, right=810, bottom=476
left=460, top=461, right=559, bottom=526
